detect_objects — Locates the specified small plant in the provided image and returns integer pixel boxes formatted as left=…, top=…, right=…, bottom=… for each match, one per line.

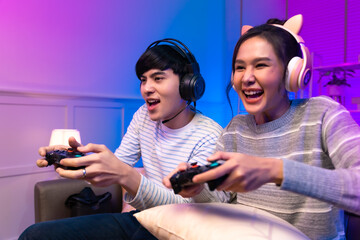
left=318, top=68, right=354, bottom=87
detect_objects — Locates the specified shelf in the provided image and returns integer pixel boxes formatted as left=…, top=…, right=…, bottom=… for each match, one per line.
left=313, top=62, right=360, bottom=72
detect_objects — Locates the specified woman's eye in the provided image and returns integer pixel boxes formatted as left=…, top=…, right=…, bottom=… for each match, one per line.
left=235, top=65, right=245, bottom=71
left=256, top=63, right=268, bottom=68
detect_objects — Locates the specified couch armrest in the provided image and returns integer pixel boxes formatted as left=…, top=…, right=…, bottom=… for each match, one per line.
left=34, top=178, right=122, bottom=223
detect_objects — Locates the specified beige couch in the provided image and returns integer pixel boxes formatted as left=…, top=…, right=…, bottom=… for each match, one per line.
left=34, top=178, right=123, bottom=223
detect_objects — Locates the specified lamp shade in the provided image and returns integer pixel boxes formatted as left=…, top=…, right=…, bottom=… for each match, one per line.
left=49, top=129, right=81, bottom=146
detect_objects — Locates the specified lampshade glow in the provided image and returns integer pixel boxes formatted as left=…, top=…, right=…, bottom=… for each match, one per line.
left=49, top=129, right=81, bottom=146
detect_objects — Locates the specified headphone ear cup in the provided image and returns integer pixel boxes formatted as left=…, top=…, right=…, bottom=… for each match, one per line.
left=285, top=57, right=303, bottom=92
left=231, top=72, right=237, bottom=91
left=298, top=45, right=312, bottom=90
left=180, top=73, right=205, bottom=102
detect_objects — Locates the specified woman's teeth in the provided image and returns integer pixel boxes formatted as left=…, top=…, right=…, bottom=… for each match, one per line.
left=244, top=90, right=263, bottom=98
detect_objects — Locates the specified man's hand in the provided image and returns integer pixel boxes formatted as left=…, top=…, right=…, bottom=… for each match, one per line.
left=55, top=140, right=141, bottom=197
left=36, top=137, right=81, bottom=167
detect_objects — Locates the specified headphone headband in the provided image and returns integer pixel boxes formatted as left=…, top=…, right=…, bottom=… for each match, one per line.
left=240, top=15, right=312, bottom=92
left=147, top=38, right=200, bottom=73
left=271, top=23, right=312, bottom=92
left=146, top=38, right=205, bottom=102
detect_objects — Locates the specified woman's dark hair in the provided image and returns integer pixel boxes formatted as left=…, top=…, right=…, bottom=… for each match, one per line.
left=135, top=45, right=189, bottom=80
left=266, top=18, right=286, bottom=25
left=226, top=23, right=301, bottom=115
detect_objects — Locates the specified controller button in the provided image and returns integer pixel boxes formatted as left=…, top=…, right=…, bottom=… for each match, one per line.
left=190, top=162, right=198, bottom=168
left=210, top=162, right=219, bottom=167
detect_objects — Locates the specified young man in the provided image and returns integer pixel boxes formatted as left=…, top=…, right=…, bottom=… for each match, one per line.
left=19, top=38, right=227, bottom=239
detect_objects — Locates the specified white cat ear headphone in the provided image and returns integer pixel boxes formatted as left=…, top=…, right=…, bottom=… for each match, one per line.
left=272, top=15, right=312, bottom=92
left=231, top=73, right=236, bottom=91
left=240, top=14, right=312, bottom=92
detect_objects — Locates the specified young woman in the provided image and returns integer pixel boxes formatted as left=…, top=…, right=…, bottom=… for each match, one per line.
left=164, top=15, right=360, bottom=239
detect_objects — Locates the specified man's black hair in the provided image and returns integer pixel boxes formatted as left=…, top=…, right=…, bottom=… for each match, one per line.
left=136, top=45, right=190, bottom=80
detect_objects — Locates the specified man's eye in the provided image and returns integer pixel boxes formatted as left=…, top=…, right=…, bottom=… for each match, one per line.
left=155, top=77, right=164, bottom=81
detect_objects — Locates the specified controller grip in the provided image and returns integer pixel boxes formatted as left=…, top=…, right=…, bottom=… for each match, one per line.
left=170, top=176, right=182, bottom=194
left=45, top=148, right=85, bottom=170
left=207, top=174, right=229, bottom=191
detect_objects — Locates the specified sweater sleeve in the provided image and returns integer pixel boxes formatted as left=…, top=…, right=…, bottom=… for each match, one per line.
left=124, top=175, right=230, bottom=211
left=124, top=127, right=231, bottom=210
left=281, top=102, right=360, bottom=214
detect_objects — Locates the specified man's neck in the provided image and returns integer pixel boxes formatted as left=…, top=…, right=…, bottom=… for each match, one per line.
left=163, top=107, right=195, bottom=129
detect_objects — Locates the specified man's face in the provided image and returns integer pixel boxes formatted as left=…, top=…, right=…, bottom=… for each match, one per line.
left=140, top=69, right=187, bottom=122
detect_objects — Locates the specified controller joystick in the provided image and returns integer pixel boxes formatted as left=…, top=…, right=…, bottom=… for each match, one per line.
left=45, top=148, right=85, bottom=170
left=170, top=160, right=228, bottom=194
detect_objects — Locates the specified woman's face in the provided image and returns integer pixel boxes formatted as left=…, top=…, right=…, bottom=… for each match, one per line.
left=232, top=36, right=289, bottom=124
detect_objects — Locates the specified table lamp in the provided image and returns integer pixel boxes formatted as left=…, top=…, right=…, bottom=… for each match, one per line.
left=49, top=129, right=81, bottom=146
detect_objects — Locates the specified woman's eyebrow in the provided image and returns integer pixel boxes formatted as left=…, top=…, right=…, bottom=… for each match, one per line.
left=235, top=57, right=272, bottom=63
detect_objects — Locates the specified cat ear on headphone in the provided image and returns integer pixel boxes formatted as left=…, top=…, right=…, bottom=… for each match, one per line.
left=241, top=25, right=253, bottom=35
left=283, top=14, right=303, bottom=35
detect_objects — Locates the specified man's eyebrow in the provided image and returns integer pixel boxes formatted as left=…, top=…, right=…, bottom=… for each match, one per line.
left=149, top=71, right=166, bottom=78
left=140, top=71, right=167, bottom=79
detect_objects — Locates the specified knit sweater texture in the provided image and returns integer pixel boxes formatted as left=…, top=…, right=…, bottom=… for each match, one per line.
left=217, top=96, right=360, bottom=239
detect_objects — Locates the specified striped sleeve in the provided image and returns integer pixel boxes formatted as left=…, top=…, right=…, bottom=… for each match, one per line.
left=117, top=107, right=230, bottom=210
left=124, top=176, right=230, bottom=210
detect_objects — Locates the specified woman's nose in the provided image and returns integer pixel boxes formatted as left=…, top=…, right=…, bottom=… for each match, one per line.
left=242, top=68, right=255, bottom=84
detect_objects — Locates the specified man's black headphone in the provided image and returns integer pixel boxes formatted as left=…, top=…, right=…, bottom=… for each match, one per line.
left=146, top=38, right=205, bottom=103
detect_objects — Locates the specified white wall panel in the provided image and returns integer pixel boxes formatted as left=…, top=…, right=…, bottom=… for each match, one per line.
left=0, top=103, right=65, bottom=169
left=0, top=90, right=143, bottom=239
left=74, top=106, right=124, bottom=152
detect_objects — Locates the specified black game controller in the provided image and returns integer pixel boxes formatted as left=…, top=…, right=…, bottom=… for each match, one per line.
left=170, top=160, right=228, bottom=194
left=45, top=148, right=85, bottom=170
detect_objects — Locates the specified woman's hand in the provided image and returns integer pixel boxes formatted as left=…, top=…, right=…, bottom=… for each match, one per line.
left=163, top=162, right=205, bottom=198
left=192, top=151, right=283, bottom=193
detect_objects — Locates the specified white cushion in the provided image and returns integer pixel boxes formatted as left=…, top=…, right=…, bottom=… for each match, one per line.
left=134, top=203, right=309, bottom=240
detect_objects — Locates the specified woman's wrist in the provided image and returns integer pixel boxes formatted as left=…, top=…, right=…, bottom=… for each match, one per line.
left=270, top=158, right=283, bottom=185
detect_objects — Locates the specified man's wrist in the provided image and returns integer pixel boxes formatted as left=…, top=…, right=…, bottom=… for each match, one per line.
left=119, top=165, right=142, bottom=197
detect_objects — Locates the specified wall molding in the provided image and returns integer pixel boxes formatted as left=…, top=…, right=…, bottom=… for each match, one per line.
left=0, top=164, right=53, bottom=178
left=0, top=89, right=144, bottom=180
